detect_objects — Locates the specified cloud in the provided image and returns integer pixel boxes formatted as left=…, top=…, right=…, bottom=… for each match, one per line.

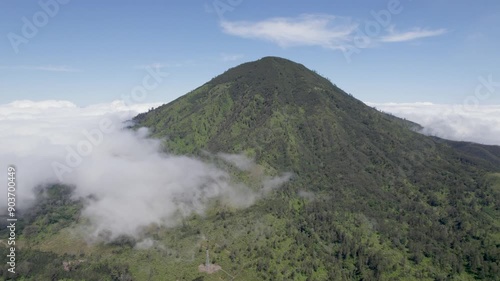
left=217, top=152, right=293, bottom=194
left=217, top=152, right=256, bottom=171
left=380, top=26, right=447, bottom=42
left=220, top=14, right=358, bottom=50
left=0, top=65, right=80, bottom=72
left=0, top=100, right=290, bottom=241
left=367, top=102, right=500, bottom=146
left=220, top=14, right=447, bottom=51
left=221, top=53, right=244, bottom=62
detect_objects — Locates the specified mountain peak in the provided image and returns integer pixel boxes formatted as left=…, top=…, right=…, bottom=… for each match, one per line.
left=254, top=56, right=304, bottom=67
left=135, top=57, right=416, bottom=166
left=207, top=56, right=336, bottom=102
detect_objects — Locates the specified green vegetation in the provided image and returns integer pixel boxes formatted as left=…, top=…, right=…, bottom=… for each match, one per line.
left=3, top=57, right=499, bottom=280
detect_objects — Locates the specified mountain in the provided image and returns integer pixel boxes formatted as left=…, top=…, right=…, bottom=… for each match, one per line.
left=134, top=57, right=500, bottom=280
left=3, top=57, right=499, bottom=280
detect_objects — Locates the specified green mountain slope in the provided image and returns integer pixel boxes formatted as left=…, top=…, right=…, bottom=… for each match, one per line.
left=134, top=57, right=500, bottom=280
left=3, top=57, right=499, bottom=281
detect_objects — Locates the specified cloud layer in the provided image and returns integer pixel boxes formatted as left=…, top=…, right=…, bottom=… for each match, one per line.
left=0, top=100, right=289, bottom=241
left=367, top=102, right=500, bottom=146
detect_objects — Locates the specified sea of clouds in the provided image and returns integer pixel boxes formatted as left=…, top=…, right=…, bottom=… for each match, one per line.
left=367, top=102, right=500, bottom=146
left=0, top=100, right=290, bottom=241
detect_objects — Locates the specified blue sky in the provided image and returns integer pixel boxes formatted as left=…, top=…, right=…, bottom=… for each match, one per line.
left=1, top=0, right=499, bottom=106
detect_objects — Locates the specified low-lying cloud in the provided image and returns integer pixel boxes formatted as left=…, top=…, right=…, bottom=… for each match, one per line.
left=0, top=100, right=290, bottom=241
left=367, top=102, right=500, bottom=146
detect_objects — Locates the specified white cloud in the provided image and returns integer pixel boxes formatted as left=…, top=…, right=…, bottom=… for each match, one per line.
left=380, top=26, right=447, bottom=42
left=367, top=102, right=500, bottom=146
left=217, top=152, right=256, bottom=171
left=220, top=14, right=358, bottom=50
left=0, top=100, right=289, bottom=241
left=220, top=14, right=447, bottom=51
left=0, top=65, right=80, bottom=72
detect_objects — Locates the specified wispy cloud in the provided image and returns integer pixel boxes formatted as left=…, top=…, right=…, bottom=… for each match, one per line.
left=380, top=26, right=447, bottom=42
left=221, top=53, right=244, bottom=62
left=0, top=65, right=80, bottom=72
left=220, top=14, right=358, bottom=50
left=220, top=14, right=447, bottom=51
